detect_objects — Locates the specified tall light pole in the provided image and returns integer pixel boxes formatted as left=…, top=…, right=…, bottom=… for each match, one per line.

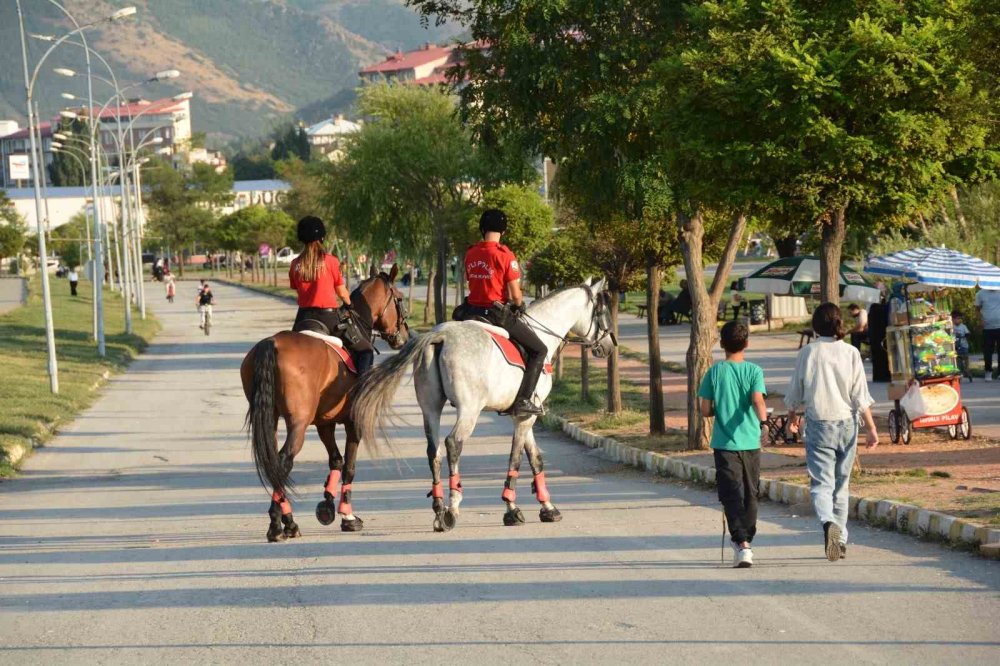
left=15, top=3, right=137, bottom=379
left=57, top=70, right=183, bottom=325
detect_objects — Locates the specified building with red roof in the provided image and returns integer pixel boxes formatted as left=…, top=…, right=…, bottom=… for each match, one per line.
left=359, top=41, right=487, bottom=87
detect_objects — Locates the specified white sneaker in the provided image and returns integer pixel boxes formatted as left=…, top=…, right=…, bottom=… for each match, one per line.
left=986, top=375, right=994, bottom=382
left=732, top=544, right=753, bottom=568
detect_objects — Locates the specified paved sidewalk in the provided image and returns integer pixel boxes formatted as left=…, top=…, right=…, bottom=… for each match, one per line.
left=0, top=282, right=997, bottom=664
left=615, top=312, right=1000, bottom=438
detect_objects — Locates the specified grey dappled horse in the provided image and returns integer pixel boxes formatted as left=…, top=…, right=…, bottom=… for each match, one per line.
left=351, top=278, right=617, bottom=530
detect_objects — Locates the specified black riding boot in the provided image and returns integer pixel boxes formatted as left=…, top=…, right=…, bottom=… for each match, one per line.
left=510, top=354, right=545, bottom=416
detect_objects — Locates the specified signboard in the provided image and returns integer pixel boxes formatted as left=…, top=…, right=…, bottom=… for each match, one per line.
left=913, top=377, right=963, bottom=427
left=259, top=243, right=270, bottom=257
left=8, top=154, right=30, bottom=180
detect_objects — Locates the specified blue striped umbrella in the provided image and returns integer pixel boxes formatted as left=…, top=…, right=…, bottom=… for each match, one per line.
left=864, top=247, right=1000, bottom=289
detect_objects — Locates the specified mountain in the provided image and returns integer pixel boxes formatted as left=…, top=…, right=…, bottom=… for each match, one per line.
left=0, top=0, right=463, bottom=145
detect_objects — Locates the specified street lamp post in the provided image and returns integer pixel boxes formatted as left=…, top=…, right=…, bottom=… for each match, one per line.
left=15, top=2, right=137, bottom=381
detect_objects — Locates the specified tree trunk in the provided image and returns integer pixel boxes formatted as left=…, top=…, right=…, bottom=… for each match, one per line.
left=272, top=253, right=278, bottom=287
left=606, top=289, right=622, bottom=415
left=679, top=210, right=747, bottom=450
left=949, top=187, right=967, bottom=230
left=239, top=252, right=245, bottom=282
left=581, top=343, right=590, bottom=401
left=407, top=263, right=416, bottom=313
left=775, top=236, right=798, bottom=258
left=424, top=269, right=435, bottom=324
left=819, top=205, right=847, bottom=304
left=938, top=203, right=952, bottom=226
left=646, top=257, right=665, bottom=435
left=434, top=235, right=447, bottom=324
left=455, top=260, right=464, bottom=305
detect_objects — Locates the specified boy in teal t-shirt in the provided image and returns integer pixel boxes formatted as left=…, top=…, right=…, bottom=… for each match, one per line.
left=698, top=321, right=768, bottom=568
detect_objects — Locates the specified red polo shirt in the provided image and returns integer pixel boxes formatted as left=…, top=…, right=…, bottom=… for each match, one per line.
left=465, top=241, right=521, bottom=307
left=289, top=254, right=345, bottom=308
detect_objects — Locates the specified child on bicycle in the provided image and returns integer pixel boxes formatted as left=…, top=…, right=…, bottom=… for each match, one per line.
left=197, top=282, right=215, bottom=330
left=953, top=310, right=971, bottom=382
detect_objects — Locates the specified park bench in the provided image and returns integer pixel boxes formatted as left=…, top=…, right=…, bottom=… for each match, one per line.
left=798, top=328, right=814, bottom=348
left=635, top=304, right=647, bottom=318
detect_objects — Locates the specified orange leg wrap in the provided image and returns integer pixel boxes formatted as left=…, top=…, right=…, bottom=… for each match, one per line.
left=533, top=472, right=551, bottom=503
left=325, top=470, right=342, bottom=496
left=431, top=482, right=444, bottom=499
left=502, top=470, right=518, bottom=503
left=338, top=483, right=352, bottom=515
left=272, top=490, right=292, bottom=516
left=449, top=475, right=462, bottom=492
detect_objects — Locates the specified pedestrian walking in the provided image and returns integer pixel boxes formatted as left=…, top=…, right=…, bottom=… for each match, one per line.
left=975, top=288, right=1000, bottom=381
left=698, top=320, right=768, bottom=568
left=785, top=303, right=879, bottom=562
left=164, top=271, right=176, bottom=303
left=68, top=267, right=79, bottom=296
left=847, top=303, right=869, bottom=354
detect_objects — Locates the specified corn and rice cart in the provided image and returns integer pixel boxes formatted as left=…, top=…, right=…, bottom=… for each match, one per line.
left=865, top=247, right=1000, bottom=444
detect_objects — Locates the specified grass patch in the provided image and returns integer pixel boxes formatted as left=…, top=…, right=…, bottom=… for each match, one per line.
left=0, top=278, right=159, bottom=475
left=952, top=494, right=1000, bottom=527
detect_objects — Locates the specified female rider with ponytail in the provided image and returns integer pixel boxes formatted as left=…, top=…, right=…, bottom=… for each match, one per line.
left=289, top=216, right=374, bottom=373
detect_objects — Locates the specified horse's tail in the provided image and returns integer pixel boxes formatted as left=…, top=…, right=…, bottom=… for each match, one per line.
left=245, top=338, right=288, bottom=493
left=351, top=330, right=446, bottom=451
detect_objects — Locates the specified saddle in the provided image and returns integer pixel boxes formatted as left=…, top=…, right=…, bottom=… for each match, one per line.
left=297, top=330, right=358, bottom=374
left=465, top=321, right=553, bottom=375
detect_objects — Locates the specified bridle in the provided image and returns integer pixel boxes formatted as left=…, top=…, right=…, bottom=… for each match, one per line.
left=520, top=284, right=618, bottom=358
left=367, top=273, right=409, bottom=348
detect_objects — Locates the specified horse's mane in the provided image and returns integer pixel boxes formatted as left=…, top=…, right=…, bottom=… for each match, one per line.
left=350, top=272, right=392, bottom=327
left=526, top=283, right=590, bottom=311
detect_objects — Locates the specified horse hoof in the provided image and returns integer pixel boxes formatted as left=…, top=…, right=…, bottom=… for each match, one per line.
left=283, top=524, right=302, bottom=539
left=441, top=509, right=457, bottom=531
left=315, top=500, right=336, bottom=526
left=502, top=508, right=525, bottom=526
left=540, top=507, right=563, bottom=523
left=266, top=525, right=285, bottom=542
left=340, top=516, right=364, bottom=532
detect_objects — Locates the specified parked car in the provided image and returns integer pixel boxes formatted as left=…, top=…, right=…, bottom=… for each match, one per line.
left=275, top=247, right=299, bottom=266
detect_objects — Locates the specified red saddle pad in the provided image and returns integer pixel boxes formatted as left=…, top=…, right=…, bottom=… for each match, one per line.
left=486, top=331, right=553, bottom=374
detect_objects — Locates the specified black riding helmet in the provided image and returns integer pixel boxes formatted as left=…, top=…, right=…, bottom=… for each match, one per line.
left=479, top=208, right=507, bottom=236
left=297, top=215, right=326, bottom=243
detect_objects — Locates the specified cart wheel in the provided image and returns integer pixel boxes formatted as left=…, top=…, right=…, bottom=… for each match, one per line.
left=900, top=410, right=912, bottom=445
left=888, top=409, right=901, bottom=444
left=948, top=423, right=958, bottom=440
left=959, top=407, right=971, bottom=440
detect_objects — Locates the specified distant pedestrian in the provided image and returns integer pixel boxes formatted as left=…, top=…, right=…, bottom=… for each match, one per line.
left=847, top=303, right=868, bottom=353
left=975, top=288, right=1000, bottom=382
left=698, top=320, right=768, bottom=568
left=952, top=311, right=971, bottom=382
left=68, top=267, right=79, bottom=296
left=164, top=271, right=176, bottom=303
left=785, top=303, right=879, bottom=562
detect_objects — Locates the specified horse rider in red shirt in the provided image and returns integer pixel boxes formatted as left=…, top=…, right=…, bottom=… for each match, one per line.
left=290, top=216, right=374, bottom=373
left=455, top=209, right=547, bottom=416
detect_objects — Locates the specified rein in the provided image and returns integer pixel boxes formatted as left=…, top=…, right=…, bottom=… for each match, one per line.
left=519, top=285, right=615, bottom=352
left=354, top=273, right=408, bottom=348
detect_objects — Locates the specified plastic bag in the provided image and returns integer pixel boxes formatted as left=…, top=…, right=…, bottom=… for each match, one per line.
left=900, top=383, right=928, bottom=420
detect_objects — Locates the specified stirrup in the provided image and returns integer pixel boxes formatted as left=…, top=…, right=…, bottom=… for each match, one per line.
left=503, top=399, right=544, bottom=417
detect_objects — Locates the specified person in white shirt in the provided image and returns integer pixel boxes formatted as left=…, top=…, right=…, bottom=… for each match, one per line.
left=847, top=303, right=869, bottom=352
left=67, top=267, right=79, bottom=297
left=785, top=303, right=879, bottom=562
left=975, top=289, right=1000, bottom=381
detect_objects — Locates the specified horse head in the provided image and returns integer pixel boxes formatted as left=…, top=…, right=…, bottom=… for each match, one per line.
left=354, top=263, right=410, bottom=349
left=572, top=277, right=617, bottom=358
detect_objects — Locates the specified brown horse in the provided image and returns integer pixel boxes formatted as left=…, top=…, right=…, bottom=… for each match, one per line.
left=241, top=265, right=409, bottom=542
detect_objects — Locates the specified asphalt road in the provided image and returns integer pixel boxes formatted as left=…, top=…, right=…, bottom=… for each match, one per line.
left=0, top=282, right=997, bottom=665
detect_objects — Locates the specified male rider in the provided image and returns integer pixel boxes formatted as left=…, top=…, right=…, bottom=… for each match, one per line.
left=456, top=209, right=547, bottom=416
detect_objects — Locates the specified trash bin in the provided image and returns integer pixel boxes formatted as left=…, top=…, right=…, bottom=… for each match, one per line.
left=750, top=299, right=766, bottom=325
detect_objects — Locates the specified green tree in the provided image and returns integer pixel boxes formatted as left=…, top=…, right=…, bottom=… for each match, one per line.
left=48, top=118, right=90, bottom=187
left=0, top=192, right=27, bottom=273
left=146, top=160, right=235, bottom=276
left=49, top=212, right=89, bottom=269
left=271, top=123, right=311, bottom=162
left=327, top=83, right=481, bottom=323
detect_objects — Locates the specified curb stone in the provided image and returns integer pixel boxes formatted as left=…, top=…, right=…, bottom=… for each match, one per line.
left=546, top=414, right=1000, bottom=554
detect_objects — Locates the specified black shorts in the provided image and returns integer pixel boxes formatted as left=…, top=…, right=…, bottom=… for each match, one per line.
left=294, top=307, right=341, bottom=335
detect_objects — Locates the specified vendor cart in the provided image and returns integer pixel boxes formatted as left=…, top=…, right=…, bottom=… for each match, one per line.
left=865, top=247, right=1000, bottom=443
left=883, top=291, right=968, bottom=444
